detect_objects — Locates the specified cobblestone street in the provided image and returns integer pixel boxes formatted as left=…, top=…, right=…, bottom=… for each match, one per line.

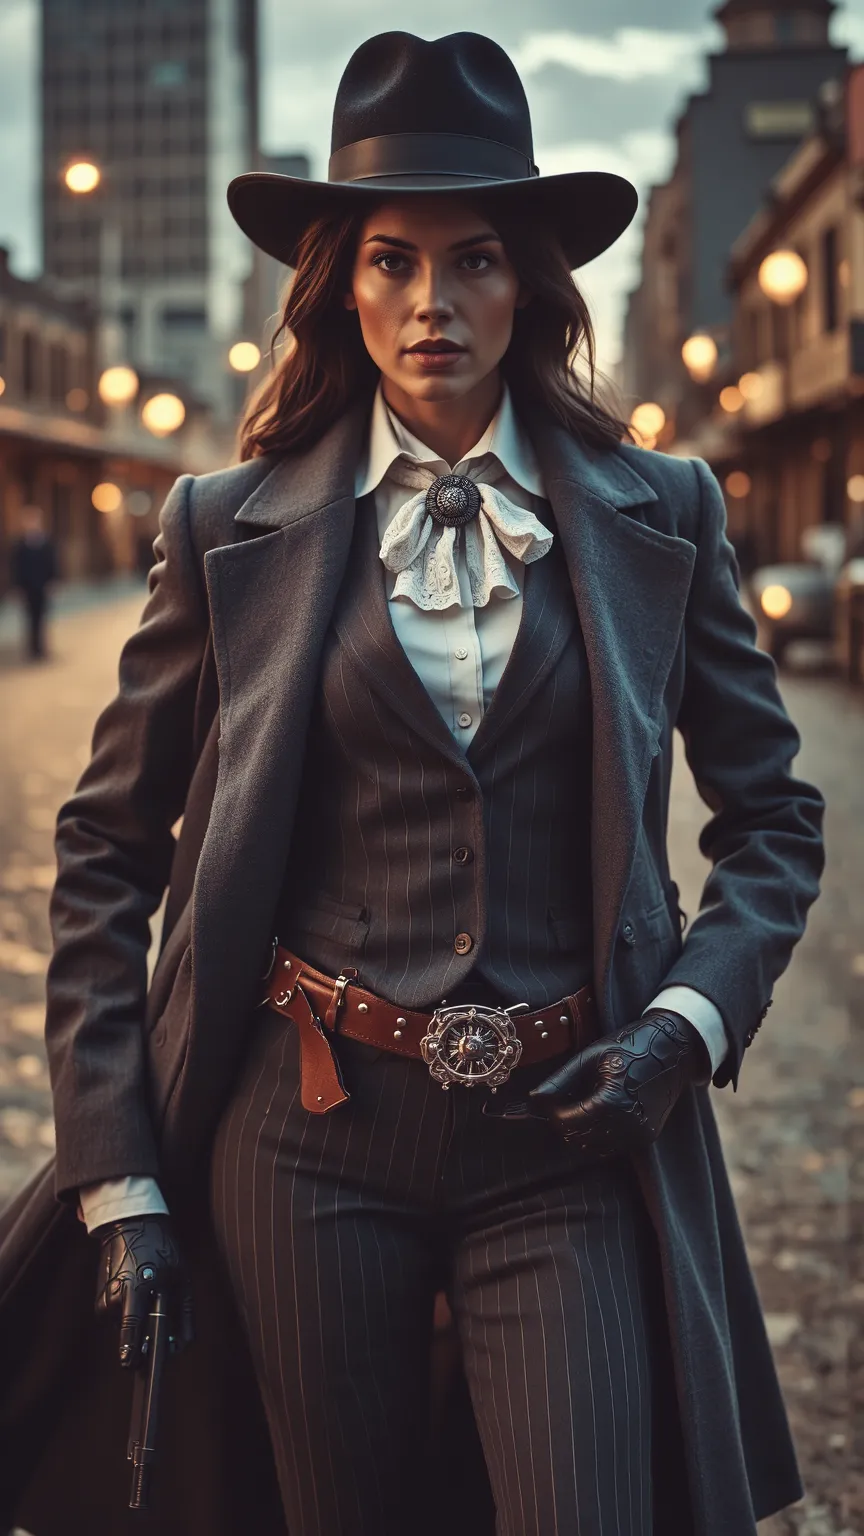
left=0, top=593, right=860, bottom=1534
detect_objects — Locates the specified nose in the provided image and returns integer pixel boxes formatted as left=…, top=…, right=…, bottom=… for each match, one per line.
left=414, top=261, right=455, bottom=326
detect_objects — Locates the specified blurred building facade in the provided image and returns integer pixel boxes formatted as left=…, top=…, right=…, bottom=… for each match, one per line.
left=622, top=0, right=846, bottom=423
left=718, top=64, right=864, bottom=566
left=40, top=0, right=260, bottom=423
left=0, top=251, right=225, bottom=597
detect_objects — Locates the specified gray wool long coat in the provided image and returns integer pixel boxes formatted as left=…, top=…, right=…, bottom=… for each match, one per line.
left=0, top=399, right=824, bottom=1535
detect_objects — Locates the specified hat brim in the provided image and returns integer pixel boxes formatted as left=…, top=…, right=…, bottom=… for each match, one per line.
left=227, top=170, right=638, bottom=272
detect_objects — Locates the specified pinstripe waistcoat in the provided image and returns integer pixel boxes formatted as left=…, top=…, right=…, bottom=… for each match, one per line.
left=276, top=492, right=594, bottom=1009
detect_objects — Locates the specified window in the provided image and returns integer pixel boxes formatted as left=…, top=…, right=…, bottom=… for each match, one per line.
left=49, top=344, right=68, bottom=402
left=745, top=101, right=815, bottom=140
left=821, top=227, right=839, bottom=334
left=21, top=333, right=40, bottom=398
left=150, top=60, right=188, bottom=88
left=776, top=13, right=795, bottom=42
left=162, top=306, right=206, bottom=330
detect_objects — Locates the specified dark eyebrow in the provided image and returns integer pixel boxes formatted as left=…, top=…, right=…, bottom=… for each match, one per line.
left=363, top=232, right=503, bottom=250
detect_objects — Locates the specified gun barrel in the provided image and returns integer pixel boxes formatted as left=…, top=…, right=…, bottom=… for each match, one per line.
left=128, top=1291, right=170, bottom=1511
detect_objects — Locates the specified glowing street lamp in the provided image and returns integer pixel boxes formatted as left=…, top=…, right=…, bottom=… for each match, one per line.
left=141, top=392, right=186, bottom=437
left=681, top=333, right=718, bottom=382
left=228, top=341, right=262, bottom=373
left=98, top=365, right=139, bottom=407
left=758, top=250, right=808, bottom=306
left=64, top=160, right=101, bottom=194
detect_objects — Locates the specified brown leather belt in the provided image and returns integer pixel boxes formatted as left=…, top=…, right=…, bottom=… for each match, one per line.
left=264, top=945, right=598, bottom=1115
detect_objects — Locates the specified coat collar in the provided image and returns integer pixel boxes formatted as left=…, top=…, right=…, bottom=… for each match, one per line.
left=233, top=397, right=372, bottom=531
left=522, top=403, right=660, bottom=512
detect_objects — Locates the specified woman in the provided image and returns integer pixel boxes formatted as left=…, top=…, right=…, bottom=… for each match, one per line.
left=0, top=29, right=824, bottom=1536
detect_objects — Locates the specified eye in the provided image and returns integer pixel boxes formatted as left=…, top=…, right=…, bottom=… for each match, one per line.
left=459, top=252, right=494, bottom=271
left=371, top=252, right=409, bottom=273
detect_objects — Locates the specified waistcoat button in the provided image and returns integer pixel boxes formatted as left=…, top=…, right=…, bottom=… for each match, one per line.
left=621, top=921, right=636, bottom=945
left=453, top=846, right=473, bottom=865
left=454, top=932, right=474, bottom=955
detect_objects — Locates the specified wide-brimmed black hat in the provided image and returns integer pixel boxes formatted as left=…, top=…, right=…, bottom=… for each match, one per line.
left=227, top=32, right=638, bottom=270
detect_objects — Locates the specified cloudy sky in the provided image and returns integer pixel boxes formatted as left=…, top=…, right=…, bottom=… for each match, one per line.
left=3, top=0, right=864, bottom=367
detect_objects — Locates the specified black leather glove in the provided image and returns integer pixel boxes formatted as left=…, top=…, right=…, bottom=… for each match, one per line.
left=525, top=1009, right=713, bottom=1159
left=93, top=1214, right=193, bottom=1368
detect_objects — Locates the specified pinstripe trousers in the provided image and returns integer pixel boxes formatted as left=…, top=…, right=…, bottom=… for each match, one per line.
left=210, top=1003, right=663, bottom=1536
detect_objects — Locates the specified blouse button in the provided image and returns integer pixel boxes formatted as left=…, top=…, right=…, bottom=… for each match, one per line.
left=454, top=647, right=469, bottom=660
left=457, top=712, right=473, bottom=728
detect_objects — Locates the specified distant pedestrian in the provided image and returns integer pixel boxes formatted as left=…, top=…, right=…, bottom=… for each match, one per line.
left=10, top=505, right=57, bottom=660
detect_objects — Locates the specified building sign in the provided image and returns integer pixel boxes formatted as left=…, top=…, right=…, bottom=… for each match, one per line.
left=745, top=101, right=815, bottom=140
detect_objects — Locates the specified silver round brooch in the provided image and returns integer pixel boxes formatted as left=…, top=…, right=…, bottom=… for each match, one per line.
left=425, top=474, right=482, bottom=528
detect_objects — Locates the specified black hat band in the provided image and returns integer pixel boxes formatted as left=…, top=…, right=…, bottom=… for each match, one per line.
left=328, top=132, right=538, bottom=186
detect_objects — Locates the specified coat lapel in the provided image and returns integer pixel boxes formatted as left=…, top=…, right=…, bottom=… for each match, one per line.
left=526, top=412, right=697, bottom=1024
left=188, top=404, right=369, bottom=1089
left=334, top=493, right=469, bottom=770
left=467, top=540, right=575, bottom=762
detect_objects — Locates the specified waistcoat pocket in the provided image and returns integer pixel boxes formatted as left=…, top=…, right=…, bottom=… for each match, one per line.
left=282, top=893, right=369, bottom=950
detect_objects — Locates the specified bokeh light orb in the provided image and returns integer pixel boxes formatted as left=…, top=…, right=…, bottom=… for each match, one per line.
left=758, top=250, right=808, bottom=306
left=98, top=366, right=139, bottom=406
left=738, top=372, right=765, bottom=401
left=228, top=341, right=262, bottom=373
left=719, top=386, right=744, bottom=413
left=141, top=392, right=186, bottom=436
left=725, top=470, right=752, bottom=499
left=64, top=160, right=101, bottom=194
left=91, top=481, right=123, bottom=513
left=761, top=585, right=793, bottom=620
left=681, top=333, right=718, bottom=381
left=847, top=474, right=864, bottom=503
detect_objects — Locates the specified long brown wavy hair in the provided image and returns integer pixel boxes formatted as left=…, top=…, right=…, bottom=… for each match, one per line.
left=238, top=196, right=630, bottom=461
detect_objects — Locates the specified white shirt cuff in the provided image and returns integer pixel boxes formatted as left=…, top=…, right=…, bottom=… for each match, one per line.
left=78, top=1176, right=169, bottom=1234
left=644, top=985, right=729, bottom=1076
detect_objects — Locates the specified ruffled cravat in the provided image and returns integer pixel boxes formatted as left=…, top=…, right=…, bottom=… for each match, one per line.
left=378, top=454, right=554, bottom=611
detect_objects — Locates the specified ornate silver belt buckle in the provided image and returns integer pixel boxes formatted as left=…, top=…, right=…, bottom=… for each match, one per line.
left=420, top=1003, right=526, bottom=1091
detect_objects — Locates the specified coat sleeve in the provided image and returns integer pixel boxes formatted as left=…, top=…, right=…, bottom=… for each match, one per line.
left=46, top=475, right=210, bottom=1198
left=659, top=457, right=825, bottom=1091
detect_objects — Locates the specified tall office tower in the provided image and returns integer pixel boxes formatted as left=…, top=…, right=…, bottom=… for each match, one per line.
left=40, top=0, right=260, bottom=419
left=622, top=0, right=845, bottom=406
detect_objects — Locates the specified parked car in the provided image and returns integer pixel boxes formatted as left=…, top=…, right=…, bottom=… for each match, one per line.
left=749, top=525, right=846, bottom=665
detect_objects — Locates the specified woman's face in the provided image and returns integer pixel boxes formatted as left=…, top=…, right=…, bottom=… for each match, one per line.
left=345, top=198, right=530, bottom=404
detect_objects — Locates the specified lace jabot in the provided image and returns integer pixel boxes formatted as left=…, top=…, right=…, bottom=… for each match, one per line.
left=378, top=454, right=554, bottom=611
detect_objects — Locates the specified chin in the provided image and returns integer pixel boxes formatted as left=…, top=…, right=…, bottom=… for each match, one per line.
left=399, top=372, right=481, bottom=403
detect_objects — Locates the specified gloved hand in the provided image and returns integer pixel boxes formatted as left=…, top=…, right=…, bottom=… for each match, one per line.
left=525, top=1009, right=713, bottom=1159
left=93, top=1214, right=193, bottom=1368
